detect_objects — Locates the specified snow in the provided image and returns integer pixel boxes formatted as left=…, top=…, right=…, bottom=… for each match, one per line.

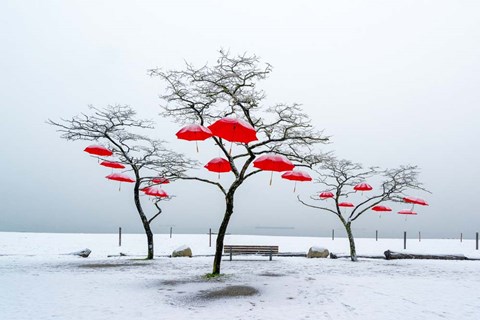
left=1, top=232, right=480, bottom=320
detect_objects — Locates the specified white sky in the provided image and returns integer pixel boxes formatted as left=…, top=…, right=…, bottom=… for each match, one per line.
left=1, top=0, right=479, bottom=239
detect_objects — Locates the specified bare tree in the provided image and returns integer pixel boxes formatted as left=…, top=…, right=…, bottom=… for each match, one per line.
left=48, top=105, right=194, bottom=259
left=298, top=156, right=428, bottom=261
left=149, top=50, right=329, bottom=275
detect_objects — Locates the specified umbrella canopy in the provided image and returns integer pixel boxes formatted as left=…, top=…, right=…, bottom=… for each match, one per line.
left=253, top=154, right=295, bottom=172
left=105, top=173, right=135, bottom=183
left=84, top=145, right=113, bottom=157
left=152, top=177, right=170, bottom=184
left=100, top=161, right=125, bottom=169
left=204, top=157, right=231, bottom=173
left=208, top=118, right=258, bottom=143
left=371, top=205, right=392, bottom=212
left=338, top=202, right=355, bottom=207
left=320, top=191, right=334, bottom=199
left=403, top=197, right=428, bottom=206
left=281, top=171, right=312, bottom=182
left=354, top=183, right=373, bottom=191
left=398, top=209, right=417, bottom=215
left=176, top=124, right=213, bottom=141
left=142, top=187, right=168, bottom=198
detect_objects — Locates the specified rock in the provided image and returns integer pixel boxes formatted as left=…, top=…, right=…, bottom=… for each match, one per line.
left=172, top=245, right=192, bottom=258
left=70, top=248, right=92, bottom=258
left=307, top=246, right=329, bottom=258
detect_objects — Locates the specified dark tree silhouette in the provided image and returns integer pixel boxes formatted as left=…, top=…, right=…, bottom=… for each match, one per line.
left=149, top=50, right=329, bottom=274
left=48, top=105, right=194, bottom=259
left=298, top=156, right=428, bottom=261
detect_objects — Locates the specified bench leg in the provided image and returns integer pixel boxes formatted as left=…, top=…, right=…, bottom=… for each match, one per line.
left=230, top=247, right=232, bottom=261
left=269, top=248, right=272, bottom=261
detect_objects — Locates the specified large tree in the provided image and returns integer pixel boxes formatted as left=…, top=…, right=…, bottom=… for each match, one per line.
left=149, top=51, right=329, bottom=274
left=48, top=105, right=193, bottom=259
left=298, top=156, right=428, bottom=261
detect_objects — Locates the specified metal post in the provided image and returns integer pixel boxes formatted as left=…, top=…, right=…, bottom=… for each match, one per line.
left=419, top=231, right=421, bottom=242
left=332, top=229, right=335, bottom=240
left=209, top=228, right=212, bottom=247
left=375, top=230, right=378, bottom=242
left=404, top=231, right=407, bottom=250
left=460, top=233, right=463, bottom=243
left=118, top=227, right=122, bottom=247
left=170, top=227, right=172, bottom=239
left=476, top=232, right=479, bottom=250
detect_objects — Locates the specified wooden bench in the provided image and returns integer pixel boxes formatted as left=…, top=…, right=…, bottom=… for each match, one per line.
left=224, top=245, right=279, bottom=261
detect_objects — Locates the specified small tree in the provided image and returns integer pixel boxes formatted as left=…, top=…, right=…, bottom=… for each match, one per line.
left=150, top=51, right=329, bottom=275
left=48, top=105, right=193, bottom=259
left=298, top=156, right=428, bottom=261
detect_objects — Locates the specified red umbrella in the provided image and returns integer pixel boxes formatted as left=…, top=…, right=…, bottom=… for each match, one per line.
left=84, top=145, right=113, bottom=157
left=338, top=202, right=355, bottom=208
left=371, top=205, right=392, bottom=212
left=281, top=170, right=312, bottom=192
left=142, top=187, right=168, bottom=198
left=152, top=177, right=170, bottom=184
left=320, top=191, right=334, bottom=199
left=176, top=124, right=213, bottom=152
left=205, top=157, right=231, bottom=174
left=354, top=183, right=373, bottom=192
left=253, top=154, right=295, bottom=185
left=403, top=197, right=428, bottom=206
left=208, top=118, right=258, bottom=144
left=106, top=173, right=135, bottom=183
left=398, top=209, right=417, bottom=215
left=100, top=161, right=125, bottom=169
left=106, top=173, right=135, bottom=191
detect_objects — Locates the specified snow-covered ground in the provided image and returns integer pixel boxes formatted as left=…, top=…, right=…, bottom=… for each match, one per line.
left=1, top=232, right=479, bottom=320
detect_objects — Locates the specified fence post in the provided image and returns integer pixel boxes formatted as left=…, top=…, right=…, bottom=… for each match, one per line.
left=419, top=231, right=421, bottom=242
left=170, top=227, right=172, bottom=239
left=209, top=228, right=212, bottom=247
left=404, top=231, right=407, bottom=250
left=376, top=230, right=378, bottom=242
left=119, top=227, right=122, bottom=247
left=460, top=233, right=463, bottom=243
left=332, top=229, right=335, bottom=240
left=476, top=232, right=479, bottom=250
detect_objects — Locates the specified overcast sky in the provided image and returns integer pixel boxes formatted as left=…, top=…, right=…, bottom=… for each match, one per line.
left=1, top=1, right=479, bottom=239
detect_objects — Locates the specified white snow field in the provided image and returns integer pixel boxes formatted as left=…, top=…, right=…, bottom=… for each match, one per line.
left=1, top=232, right=479, bottom=320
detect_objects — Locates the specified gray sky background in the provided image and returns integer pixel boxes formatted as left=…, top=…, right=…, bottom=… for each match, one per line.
left=1, top=1, right=479, bottom=239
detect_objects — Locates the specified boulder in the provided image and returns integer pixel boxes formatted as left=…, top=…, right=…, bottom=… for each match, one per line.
left=307, top=246, right=329, bottom=258
left=172, top=245, right=192, bottom=258
left=70, top=248, right=92, bottom=258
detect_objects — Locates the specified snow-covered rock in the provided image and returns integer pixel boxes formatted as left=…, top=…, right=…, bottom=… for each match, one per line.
left=307, top=246, right=329, bottom=258
left=70, top=248, right=91, bottom=258
left=172, top=245, right=192, bottom=257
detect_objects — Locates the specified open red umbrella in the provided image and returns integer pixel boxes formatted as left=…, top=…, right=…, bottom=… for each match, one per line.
left=152, top=177, right=170, bottom=184
left=338, top=202, right=355, bottom=208
left=354, top=183, right=373, bottom=192
left=253, top=154, right=295, bottom=185
left=208, top=118, right=258, bottom=144
left=281, top=170, right=312, bottom=192
left=142, top=187, right=168, bottom=198
left=106, top=173, right=135, bottom=191
left=84, top=145, right=113, bottom=157
left=176, top=124, right=213, bottom=152
left=204, top=158, right=231, bottom=178
left=403, top=197, right=428, bottom=206
left=100, top=161, right=125, bottom=169
left=398, top=209, right=417, bottom=215
left=320, top=191, right=334, bottom=199
left=371, top=205, right=392, bottom=212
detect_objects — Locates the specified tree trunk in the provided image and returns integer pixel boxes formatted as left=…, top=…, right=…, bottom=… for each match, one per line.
left=345, top=222, right=357, bottom=261
left=133, top=178, right=155, bottom=260
left=212, top=193, right=234, bottom=275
